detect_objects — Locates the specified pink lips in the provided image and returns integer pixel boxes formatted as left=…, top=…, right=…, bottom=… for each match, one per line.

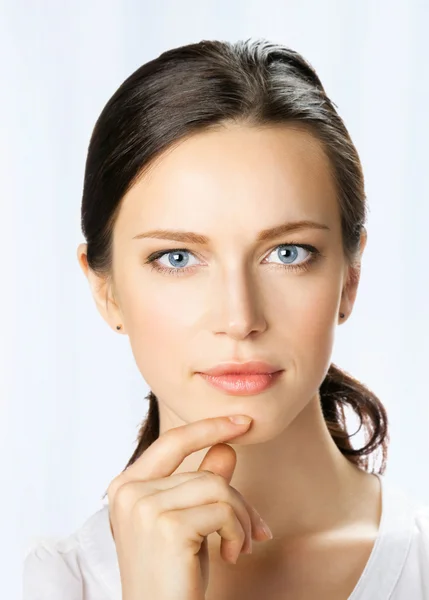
left=200, top=360, right=281, bottom=376
left=197, top=361, right=283, bottom=396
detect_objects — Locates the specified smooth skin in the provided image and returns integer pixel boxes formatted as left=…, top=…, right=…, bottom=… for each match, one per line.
left=107, top=415, right=270, bottom=600
left=77, top=123, right=381, bottom=599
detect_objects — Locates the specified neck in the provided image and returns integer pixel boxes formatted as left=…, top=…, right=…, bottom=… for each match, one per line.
left=167, top=393, right=381, bottom=560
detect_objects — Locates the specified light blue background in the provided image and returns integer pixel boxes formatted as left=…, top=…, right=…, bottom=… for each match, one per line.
left=1, top=1, right=428, bottom=597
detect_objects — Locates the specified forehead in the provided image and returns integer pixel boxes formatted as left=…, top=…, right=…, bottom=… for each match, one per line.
left=117, top=123, right=340, bottom=238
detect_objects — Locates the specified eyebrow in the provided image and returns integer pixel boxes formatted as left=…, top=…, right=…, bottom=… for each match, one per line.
left=132, top=220, right=330, bottom=245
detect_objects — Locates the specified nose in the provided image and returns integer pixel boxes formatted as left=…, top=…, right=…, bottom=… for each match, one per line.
left=211, top=268, right=268, bottom=341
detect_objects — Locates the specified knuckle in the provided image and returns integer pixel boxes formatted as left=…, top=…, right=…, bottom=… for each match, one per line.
left=214, top=477, right=231, bottom=500
left=133, top=496, right=157, bottom=522
left=112, top=481, right=136, bottom=512
left=206, top=471, right=229, bottom=492
left=218, top=500, right=235, bottom=521
left=106, top=475, right=122, bottom=503
left=157, top=511, right=183, bottom=540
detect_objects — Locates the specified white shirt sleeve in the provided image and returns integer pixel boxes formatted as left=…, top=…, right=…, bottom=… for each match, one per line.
left=23, top=538, right=83, bottom=600
left=384, top=504, right=429, bottom=599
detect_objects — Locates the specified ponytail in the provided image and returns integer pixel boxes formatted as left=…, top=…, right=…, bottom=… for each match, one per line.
left=320, top=363, right=389, bottom=474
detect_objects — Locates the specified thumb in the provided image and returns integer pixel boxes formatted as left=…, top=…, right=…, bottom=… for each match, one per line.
left=197, top=443, right=237, bottom=484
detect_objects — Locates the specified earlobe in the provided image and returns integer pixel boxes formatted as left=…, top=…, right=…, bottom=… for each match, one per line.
left=76, top=243, right=123, bottom=332
left=339, top=238, right=365, bottom=322
left=359, top=227, right=368, bottom=257
left=88, top=272, right=122, bottom=330
left=77, top=243, right=89, bottom=277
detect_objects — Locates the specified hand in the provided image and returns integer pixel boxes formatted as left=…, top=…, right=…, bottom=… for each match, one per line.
left=107, top=415, right=273, bottom=600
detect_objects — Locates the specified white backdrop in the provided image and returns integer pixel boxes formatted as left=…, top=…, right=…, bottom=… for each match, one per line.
left=2, top=1, right=428, bottom=598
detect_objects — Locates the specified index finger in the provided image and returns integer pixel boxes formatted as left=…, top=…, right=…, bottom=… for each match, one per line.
left=120, top=415, right=252, bottom=483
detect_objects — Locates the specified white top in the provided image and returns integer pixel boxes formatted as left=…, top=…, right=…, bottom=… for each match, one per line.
left=23, top=473, right=429, bottom=599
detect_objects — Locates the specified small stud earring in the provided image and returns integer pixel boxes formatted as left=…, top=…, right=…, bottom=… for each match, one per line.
left=116, top=325, right=122, bottom=330
left=339, top=313, right=345, bottom=319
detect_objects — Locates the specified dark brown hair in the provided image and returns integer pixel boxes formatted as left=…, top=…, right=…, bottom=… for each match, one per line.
left=80, top=38, right=389, bottom=487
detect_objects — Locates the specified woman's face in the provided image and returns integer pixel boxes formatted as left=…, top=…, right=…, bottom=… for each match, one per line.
left=89, top=124, right=363, bottom=442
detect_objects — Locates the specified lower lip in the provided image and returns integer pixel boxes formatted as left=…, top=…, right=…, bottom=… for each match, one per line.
left=198, top=371, right=283, bottom=395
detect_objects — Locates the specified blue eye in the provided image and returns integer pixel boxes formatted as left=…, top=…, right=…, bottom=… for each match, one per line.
left=144, top=242, right=321, bottom=277
left=158, top=250, right=195, bottom=269
left=269, top=244, right=301, bottom=265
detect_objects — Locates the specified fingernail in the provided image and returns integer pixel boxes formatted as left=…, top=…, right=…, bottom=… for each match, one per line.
left=228, top=415, right=252, bottom=425
left=259, top=517, right=273, bottom=539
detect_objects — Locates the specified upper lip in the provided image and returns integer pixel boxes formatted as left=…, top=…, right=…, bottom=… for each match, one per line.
left=198, top=361, right=282, bottom=376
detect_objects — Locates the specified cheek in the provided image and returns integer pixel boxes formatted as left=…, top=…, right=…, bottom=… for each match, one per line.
left=283, top=280, right=339, bottom=380
left=121, top=283, right=191, bottom=388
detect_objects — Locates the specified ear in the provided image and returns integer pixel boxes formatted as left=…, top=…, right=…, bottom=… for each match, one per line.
left=76, top=243, right=125, bottom=333
left=339, top=228, right=367, bottom=323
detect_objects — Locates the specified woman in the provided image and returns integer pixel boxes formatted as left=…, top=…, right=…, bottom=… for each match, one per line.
left=23, top=38, right=429, bottom=599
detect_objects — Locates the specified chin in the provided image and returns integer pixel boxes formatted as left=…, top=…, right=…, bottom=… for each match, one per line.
left=226, top=418, right=289, bottom=446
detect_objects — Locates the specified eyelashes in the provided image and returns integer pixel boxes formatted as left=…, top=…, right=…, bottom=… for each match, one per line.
left=143, top=242, right=323, bottom=277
